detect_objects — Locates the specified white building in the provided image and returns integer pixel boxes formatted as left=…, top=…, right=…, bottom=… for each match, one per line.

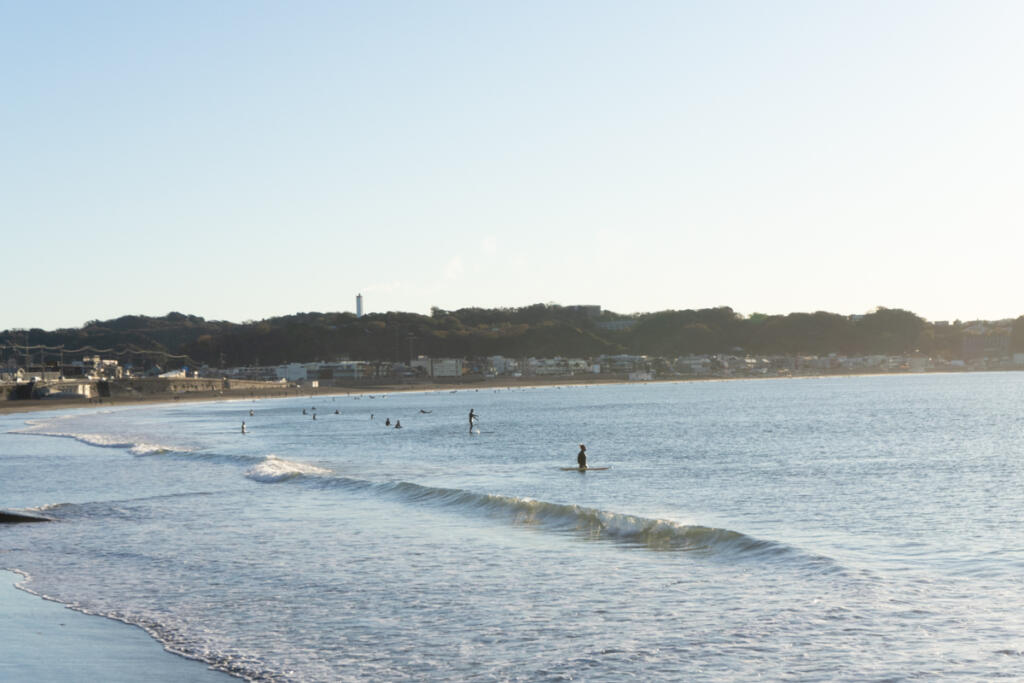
left=410, top=357, right=463, bottom=378
left=429, top=358, right=463, bottom=377
left=275, top=363, right=308, bottom=382
left=486, top=356, right=519, bottom=375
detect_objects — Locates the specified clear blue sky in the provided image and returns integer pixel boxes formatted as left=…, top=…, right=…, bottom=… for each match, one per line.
left=3, top=1, right=1022, bottom=330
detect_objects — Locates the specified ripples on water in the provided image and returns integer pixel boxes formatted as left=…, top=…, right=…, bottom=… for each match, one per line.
left=3, top=373, right=1024, bottom=680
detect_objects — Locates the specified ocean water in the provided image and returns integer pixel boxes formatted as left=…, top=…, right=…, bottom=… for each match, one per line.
left=2, top=373, right=1024, bottom=681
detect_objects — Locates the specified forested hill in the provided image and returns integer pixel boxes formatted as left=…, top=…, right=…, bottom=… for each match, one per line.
left=4, top=306, right=1023, bottom=369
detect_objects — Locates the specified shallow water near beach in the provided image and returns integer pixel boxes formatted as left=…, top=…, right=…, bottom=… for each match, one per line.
left=3, top=373, right=1024, bottom=681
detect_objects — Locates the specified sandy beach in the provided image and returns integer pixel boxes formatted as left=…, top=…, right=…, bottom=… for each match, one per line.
left=0, top=370, right=947, bottom=417
left=0, top=375, right=641, bottom=416
left=0, top=571, right=235, bottom=682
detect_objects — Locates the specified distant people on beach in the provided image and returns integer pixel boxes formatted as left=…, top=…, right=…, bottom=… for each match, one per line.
left=577, top=444, right=587, bottom=469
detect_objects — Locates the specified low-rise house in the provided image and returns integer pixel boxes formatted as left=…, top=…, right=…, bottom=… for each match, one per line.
left=410, top=357, right=463, bottom=378
left=485, top=356, right=519, bottom=376
left=276, top=363, right=307, bottom=382
left=597, top=355, right=647, bottom=374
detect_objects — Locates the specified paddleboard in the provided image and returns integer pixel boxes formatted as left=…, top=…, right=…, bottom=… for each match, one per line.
left=559, top=466, right=610, bottom=471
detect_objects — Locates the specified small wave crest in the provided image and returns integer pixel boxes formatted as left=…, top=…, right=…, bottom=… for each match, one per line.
left=245, top=455, right=332, bottom=483
left=315, top=477, right=828, bottom=565
left=27, top=502, right=69, bottom=512
left=383, top=482, right=771, bottom=555
left=12, top=423, right=185, bottom=455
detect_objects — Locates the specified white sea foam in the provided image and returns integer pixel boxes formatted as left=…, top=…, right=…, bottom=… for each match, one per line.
left=245, top=455, right=332, bottom=483
left=14, top=428, right=183, bottom=455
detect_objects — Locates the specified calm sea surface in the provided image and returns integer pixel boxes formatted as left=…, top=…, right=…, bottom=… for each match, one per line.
left=2, top=373, right=1023, bottom=681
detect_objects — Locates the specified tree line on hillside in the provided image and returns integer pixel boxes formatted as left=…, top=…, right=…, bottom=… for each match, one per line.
left=3, top=306, right=1022, bottom=370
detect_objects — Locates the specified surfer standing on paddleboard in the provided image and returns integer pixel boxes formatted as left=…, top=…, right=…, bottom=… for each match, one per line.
left=577, top=444, right=587, bottom=469
left=469, top=409, right=477, bottom=433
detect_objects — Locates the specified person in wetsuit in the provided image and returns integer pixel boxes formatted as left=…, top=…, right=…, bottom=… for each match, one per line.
left=469, top=409, right=477, bottom=433
left=577, top=444, right=587, bottom=469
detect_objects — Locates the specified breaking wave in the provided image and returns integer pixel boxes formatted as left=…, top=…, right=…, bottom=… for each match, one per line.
left=13, top=419, right=186, bottom=455
left=245, top=455, right=333, bottom=482
left=372, top=480, right=810, bottom=558
left=264, top=475, right=831, bottom=566
left=240, top=464, right=830, bottom=563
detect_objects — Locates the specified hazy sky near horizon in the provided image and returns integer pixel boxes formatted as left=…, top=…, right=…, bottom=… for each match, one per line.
left=3, top=1, right=1023, bottom=330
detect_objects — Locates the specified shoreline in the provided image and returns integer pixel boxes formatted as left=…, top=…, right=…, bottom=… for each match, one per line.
left=0, top=368, right=988, bottom=418
left=0, top=369, right=988, bottom=417
left=0, top=375, right=643, bottom=416
left=0, top=570, right=236, bottom=682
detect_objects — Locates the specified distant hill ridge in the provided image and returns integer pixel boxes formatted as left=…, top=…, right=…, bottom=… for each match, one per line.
left=3, top=305, right=1023, bottom=369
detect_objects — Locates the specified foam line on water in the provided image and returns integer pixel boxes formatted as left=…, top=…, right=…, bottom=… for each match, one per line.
left=13, top=419, right=189, bottom=455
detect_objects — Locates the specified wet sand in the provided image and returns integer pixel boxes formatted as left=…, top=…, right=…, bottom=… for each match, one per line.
left=0, top=571, right=236, bottom=682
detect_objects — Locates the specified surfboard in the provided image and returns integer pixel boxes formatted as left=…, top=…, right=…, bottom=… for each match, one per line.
left=559, top=466, right=610, bottom=471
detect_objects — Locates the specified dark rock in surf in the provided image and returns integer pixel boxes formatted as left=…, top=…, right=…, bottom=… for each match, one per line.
left=0, top=510, right=54, bottom=524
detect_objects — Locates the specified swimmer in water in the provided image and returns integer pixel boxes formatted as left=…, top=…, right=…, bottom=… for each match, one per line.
left=577, top=444, right=587, bottom=469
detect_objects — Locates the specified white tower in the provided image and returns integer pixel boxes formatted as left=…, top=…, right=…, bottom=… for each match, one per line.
left=356, top=293, right=363, bottom=318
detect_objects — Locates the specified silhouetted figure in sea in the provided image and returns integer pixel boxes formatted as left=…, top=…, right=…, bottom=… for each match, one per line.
left=577, top=444, right=587, bottom=469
